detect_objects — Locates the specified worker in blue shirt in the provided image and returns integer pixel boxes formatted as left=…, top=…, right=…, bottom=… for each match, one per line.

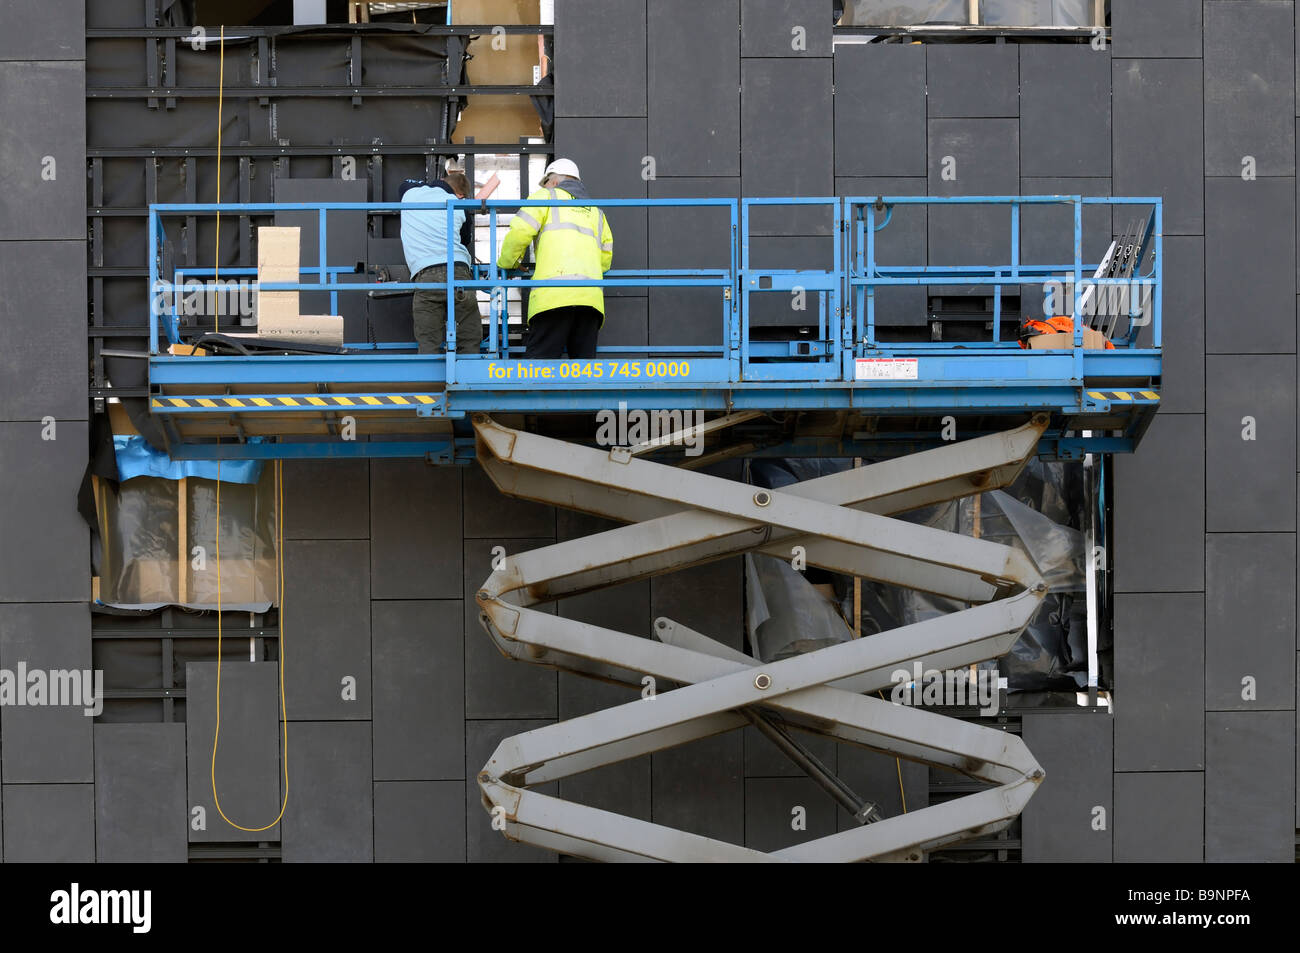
left=400, top=171, right=482, bottom=354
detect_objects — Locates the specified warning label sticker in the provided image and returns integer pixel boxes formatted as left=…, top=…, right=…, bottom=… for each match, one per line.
left=855, top=358, right=919, bottom=381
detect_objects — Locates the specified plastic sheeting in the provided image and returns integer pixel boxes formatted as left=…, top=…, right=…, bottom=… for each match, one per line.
left=979, top=0, right=1096, bottom=27
left=744, top=457, right=1093, bottom=691
left=839, top=1, right=969, bottom=26
left=113, top=434, right=263, bottom=485
left=96, top=468, right=278, bottom=612
left=746, top=554, right=855, bottom=662
left=838, top=0, right=1096, bottom=27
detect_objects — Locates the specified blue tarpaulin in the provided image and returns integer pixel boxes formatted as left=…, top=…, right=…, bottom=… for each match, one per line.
left=113, top=435, right=264, bottom=484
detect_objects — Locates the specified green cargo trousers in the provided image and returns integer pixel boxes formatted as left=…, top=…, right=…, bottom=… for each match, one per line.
left=412, top=262, right=482, bottom=354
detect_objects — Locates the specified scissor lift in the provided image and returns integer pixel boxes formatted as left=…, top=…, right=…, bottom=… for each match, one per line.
left=141, top=195, right=1163, bottom=860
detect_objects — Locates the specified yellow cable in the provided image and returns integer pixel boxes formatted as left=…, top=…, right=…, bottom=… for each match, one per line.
left=214, top=25, right=224, bottom=335
left=208, top=28, right=289, bottom=830
left=876, top=690, right=908, bottom=814
left=211, top=460, right=289, bottom=833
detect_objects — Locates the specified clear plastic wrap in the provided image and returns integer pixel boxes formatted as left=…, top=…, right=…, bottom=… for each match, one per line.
left=745, top=554, right=855, bottom=662
left=979, top=0, right=1095, bottom=27
left=839, top=1, right=969, bottom=26
left=96, top=468, right=278, bottom=612
left=745, top=456, right=1090, bottom=692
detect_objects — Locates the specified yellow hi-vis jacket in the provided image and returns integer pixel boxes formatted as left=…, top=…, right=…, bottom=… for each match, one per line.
left=497, top=186, right=614, bottom=324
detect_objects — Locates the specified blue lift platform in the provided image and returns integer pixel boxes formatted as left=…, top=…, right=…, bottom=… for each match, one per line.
left=143, top=195, right=1162, bottom=463
left=140, top=195, right=1162, bottom=859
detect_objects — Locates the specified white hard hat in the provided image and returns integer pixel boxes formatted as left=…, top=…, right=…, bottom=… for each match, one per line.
left=540, top=158, right=580, bottom=186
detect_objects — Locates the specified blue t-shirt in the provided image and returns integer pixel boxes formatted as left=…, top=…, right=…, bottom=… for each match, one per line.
left=401, top=185, right=471, bottom=275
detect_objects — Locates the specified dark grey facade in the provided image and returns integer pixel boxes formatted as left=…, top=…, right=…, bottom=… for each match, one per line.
left=0, top=1, right=1295, bottom=862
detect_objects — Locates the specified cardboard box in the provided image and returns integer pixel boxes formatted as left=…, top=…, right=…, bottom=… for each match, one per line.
left=257, top=226, right=301, bottom=324
left=1028, top=328, right=1111, bottom=350
left=228, top=315, right=344, bottom=348
left=253, top=225, right=343, bottom=346
left=453, top=0, right=542, bottom=145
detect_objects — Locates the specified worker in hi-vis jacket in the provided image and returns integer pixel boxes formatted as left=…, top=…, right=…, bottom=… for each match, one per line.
left=497, top=158, right=613, bottom=359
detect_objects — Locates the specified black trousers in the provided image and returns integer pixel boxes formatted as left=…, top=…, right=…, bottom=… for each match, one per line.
left=524, top=305, right=601, bottom=358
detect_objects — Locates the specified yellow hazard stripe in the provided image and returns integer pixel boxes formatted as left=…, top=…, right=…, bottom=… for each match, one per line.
left=153, top=393, right=441, bottom=409
left=1086, top=390, right=1160, bottom=402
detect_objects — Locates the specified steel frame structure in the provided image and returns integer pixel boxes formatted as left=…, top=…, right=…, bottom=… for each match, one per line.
left=142, top=195, right=1163, bottom=460
left=472, top=413, right=1051, bottom=861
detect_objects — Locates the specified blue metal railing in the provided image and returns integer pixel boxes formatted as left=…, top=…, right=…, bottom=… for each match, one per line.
left=147, top=195, right=1162, bottom=386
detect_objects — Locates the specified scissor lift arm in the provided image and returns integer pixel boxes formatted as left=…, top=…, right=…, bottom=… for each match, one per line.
left=472, top=413, right=1052, bottom=862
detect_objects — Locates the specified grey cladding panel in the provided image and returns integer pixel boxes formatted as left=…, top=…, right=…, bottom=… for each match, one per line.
left=283, top=539, right=371, bottom=720
left=747, top=235, right=836, bottom=327
left=282, top=460, right=369, bottom=539
left=1137, top=237, right=1203, bottom=414
left=280, top=721, right=374, bottom=862
left=553, top=118, right=649, bottom=286
left=744, top=723, right=838, bottom=779
left=1020, top=45, right=1111, bottom=178
left=370, top=461, right=462, bottom=599
left=1205, top=711, right=1295, bottom=862
left=2, top=784, right=94, bottom=862
left=1205, top=534, right=1296, bottom=711
left=1204, top=1, right=1295, bottom=177
left=0, top=241, right=87, bottom=421
left=94, top=724, right=187, bottom=862
left=1112, top=413, right=1204, bottom=592
left=600, top=296, right=649, bottom=347
left=0, top=603, right=93, bottom=783
left=0, top=0, right=84, bottom=60
left=274, top=179, right=369, bottom=315
left=463, top=538, right=557, bottom=720
left=836, top=177, right=928, bottom=327
left=0, top=426, right=90, bottom=604
left=374, top=781, right=465, bottom=862
left=648, top=0, right=740, bottom=176
left=466, top=720, right=557, bottom=863
left=1113, top=773, right=1204, bottom=862
left=1205, top=355, right=1297, bottom=533
left=926, top=44, right=1018, bottom=119
left=372, top=600, right=464, bottom=781
left=186, top=662, right=281, bottom=842
left=1113, top=593, right=1204, bottom=772
left=1111, top=0, right=1202, bottom=59
left=1020, top=712, right=1112, bottom=862
left=834, top=44, right=926, bottom=177
left=1017, top=179, right=1114, bottom=269
left=741, top=0, right=832, bottom=57
left=741, top=58, right=834, bottom=236
left=744, top=777, right=837, bottom=853
left=652, top=735, right=744, bottom=844
left=836, top=747, right=928, bottom=827
left=463, top=464, right=554, bottom=539
left=651, top=557, right=744, bottom=652
left=1205, top=178, right=1295, bottom=355
left=554, top=0, right=646, bottom=117
left=647, top=177, right=738, bottom=346
left=0, top=62, right=85, bottom=240
left=928, top=119, right=1018, bottom=281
